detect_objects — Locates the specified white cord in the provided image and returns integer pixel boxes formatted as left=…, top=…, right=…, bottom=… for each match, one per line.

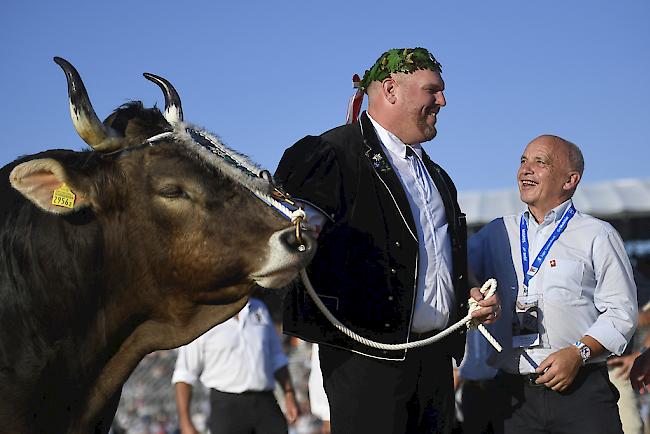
left=301, top=270, right=502, bottom=352
left=247, top=185, right=503, bottom=352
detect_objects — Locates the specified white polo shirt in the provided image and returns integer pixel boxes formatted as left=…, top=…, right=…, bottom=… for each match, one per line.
left=171, top=298, right=288, bottom=393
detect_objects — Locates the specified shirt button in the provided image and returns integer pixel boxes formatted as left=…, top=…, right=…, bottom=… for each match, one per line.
left=390, top=268, right=397, bottom=275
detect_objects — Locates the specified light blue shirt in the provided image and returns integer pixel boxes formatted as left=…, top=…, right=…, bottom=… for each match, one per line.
left=463, top=199, right=637, bottom=376
left=367, top=114, right=455, bottom=332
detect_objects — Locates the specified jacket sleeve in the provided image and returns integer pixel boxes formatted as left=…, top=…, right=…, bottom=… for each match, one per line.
left=274, top=135, right=345, bottom=222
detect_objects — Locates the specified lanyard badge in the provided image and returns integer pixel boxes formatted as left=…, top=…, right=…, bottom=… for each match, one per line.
left=513, top=204, right=576, bottom=349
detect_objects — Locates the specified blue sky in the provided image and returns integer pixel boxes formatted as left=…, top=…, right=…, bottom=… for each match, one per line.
left=1, top=0, right=648, bottom=191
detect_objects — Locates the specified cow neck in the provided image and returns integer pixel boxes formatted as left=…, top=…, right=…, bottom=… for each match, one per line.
left=79, top=293, right=250, bottom=432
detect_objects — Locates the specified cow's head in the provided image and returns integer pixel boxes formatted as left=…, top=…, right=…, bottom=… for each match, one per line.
left=2, top=58, right=316, bottom=433
left=10, top=58, right=315, bottom=296
left=0, top=58, right=315, bottom=432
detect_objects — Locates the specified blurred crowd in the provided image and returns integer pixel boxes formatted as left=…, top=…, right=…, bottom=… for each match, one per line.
left=110, top=335, right=325, bottom=434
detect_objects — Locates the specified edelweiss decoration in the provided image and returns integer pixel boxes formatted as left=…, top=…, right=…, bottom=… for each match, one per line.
left=369, top=152, right=392, bottom=173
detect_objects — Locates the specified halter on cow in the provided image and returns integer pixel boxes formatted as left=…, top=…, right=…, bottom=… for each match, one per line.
left=0, top=58, right=315, bottom=434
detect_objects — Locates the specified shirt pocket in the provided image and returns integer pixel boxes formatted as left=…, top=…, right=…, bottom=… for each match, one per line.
left=542, top=259, right=585, bottom=303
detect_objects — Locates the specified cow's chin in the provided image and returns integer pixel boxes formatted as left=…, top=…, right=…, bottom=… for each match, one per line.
left=252, top=270, right=300, bottom=289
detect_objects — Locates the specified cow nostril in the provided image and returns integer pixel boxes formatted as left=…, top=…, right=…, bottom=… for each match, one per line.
left=278, top=225, right=315, bottom=253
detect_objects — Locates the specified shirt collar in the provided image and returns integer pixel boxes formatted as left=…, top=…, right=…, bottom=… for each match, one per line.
left=366, top=113, right=423, bottom=159
left=523, top=198, right=574, bottom=225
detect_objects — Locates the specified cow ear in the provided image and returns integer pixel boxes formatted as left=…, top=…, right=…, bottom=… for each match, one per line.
left=9, top=158, right=91, bottom=214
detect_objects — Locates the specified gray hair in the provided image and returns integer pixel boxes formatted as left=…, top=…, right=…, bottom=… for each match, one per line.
left=564, top=139, right=584, bottom=175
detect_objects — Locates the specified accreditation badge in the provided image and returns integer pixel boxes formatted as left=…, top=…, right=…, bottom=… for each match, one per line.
left=512, top=294, right=541, bottom=348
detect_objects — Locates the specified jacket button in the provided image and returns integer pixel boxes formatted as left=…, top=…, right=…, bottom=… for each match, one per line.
left=395, top=241, right=401, bottom=247
left=384, top=323, right=391, bottom=328
left=388, top=296, right=394, bottom=301
left=390, top=268, right=397, bottom=275
left=458, top=274, right=463, bottom=280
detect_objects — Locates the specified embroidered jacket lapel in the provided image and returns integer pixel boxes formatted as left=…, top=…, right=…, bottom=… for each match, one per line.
left=359, top=112, right=418, bottom=240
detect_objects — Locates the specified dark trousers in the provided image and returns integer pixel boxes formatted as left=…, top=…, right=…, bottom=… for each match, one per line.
left=493, top=365, right=622, bottom=434
left=208, top=389, right=287, bottom=434
left=319, top=344, right=454, bottom=434
left=460, top=379, right=498, bottom=434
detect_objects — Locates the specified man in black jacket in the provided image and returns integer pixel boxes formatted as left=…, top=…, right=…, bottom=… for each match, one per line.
left=275, top=47, right=499, bottom=434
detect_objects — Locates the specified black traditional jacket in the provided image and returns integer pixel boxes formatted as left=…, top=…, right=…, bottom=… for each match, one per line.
left=275, top=112, right=469, bottom=360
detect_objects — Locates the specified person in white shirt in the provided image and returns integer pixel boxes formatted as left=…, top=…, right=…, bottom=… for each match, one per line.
left=307, top=344, right=330, bottom=434
left=462, top=135, right=637, bottom=434
left=172, top=298, right=298, bottom=434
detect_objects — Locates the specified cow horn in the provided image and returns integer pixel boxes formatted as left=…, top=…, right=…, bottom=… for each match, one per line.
left=53, top=57, right=122, bottom=152
left=143, top=73, right=183, bottom=125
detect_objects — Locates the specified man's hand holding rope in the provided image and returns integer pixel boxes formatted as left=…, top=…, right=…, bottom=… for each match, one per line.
left=469, top=286, right=501, bottom=325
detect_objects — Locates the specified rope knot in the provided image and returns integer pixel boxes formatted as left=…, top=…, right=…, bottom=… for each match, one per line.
left=290, top=208, right=306, bottom=224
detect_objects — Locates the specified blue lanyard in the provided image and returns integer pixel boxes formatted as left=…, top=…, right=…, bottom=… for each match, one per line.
left=520, top=204, right=576, bottom=292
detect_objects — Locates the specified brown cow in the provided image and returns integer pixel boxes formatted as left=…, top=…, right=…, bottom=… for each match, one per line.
left=0, top=58, right=315, bottom=434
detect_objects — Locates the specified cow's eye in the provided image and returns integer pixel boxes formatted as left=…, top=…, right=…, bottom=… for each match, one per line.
left=158, top=185, right=189, bottom=199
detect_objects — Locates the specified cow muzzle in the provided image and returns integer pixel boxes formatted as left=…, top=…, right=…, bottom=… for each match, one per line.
left=250, top=225, right=316, bottom=288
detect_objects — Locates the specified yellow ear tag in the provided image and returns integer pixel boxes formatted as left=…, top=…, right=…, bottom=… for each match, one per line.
left=51, top=183, right=76, bottom=209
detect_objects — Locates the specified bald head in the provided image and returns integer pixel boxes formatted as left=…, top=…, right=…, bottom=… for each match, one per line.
left=534, top=135, right=584, bottom=175
left=517, top=135, right=584, bottom=222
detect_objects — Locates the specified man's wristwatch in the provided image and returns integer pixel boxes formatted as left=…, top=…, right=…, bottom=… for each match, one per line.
left=573, top=341, right=591, bottom=365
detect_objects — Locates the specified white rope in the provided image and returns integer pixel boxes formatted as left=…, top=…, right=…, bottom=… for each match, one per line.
left=301, top=269, right=502, bottom=352
left=252, top=190, right=304, bottom=222
left=203, top=152, right=503, bottom=353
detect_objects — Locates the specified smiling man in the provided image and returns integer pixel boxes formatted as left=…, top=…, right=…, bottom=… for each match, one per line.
left=275, top=48, right=499, bottom=434
left=460, top=135, right=637, bottom=434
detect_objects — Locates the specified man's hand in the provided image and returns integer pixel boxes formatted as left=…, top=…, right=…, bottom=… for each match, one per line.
left=608, top=353, right=640, bottom=380
left=630, top=350, right=650, bottom=393
left=535, top=346, right=582, bottom=391
left=469, top=286, right=501, bottom=325
left=284, top=390, right=300, bottom=425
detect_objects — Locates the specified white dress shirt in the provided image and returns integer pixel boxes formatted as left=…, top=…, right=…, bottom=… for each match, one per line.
left=308, top=344, right=330, bottom=421
left=501, top=199, right=637, bottom=373
left=367, top=114, right=455, bottom=332
left=171, top=298, right=288, bottom=393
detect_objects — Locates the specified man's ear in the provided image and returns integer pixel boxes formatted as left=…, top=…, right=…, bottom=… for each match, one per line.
left=381, top=77, right=398, bottom=104
left=9, top=158, right=92, bottom=214
left=563, top=171, right=581, bottom=193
